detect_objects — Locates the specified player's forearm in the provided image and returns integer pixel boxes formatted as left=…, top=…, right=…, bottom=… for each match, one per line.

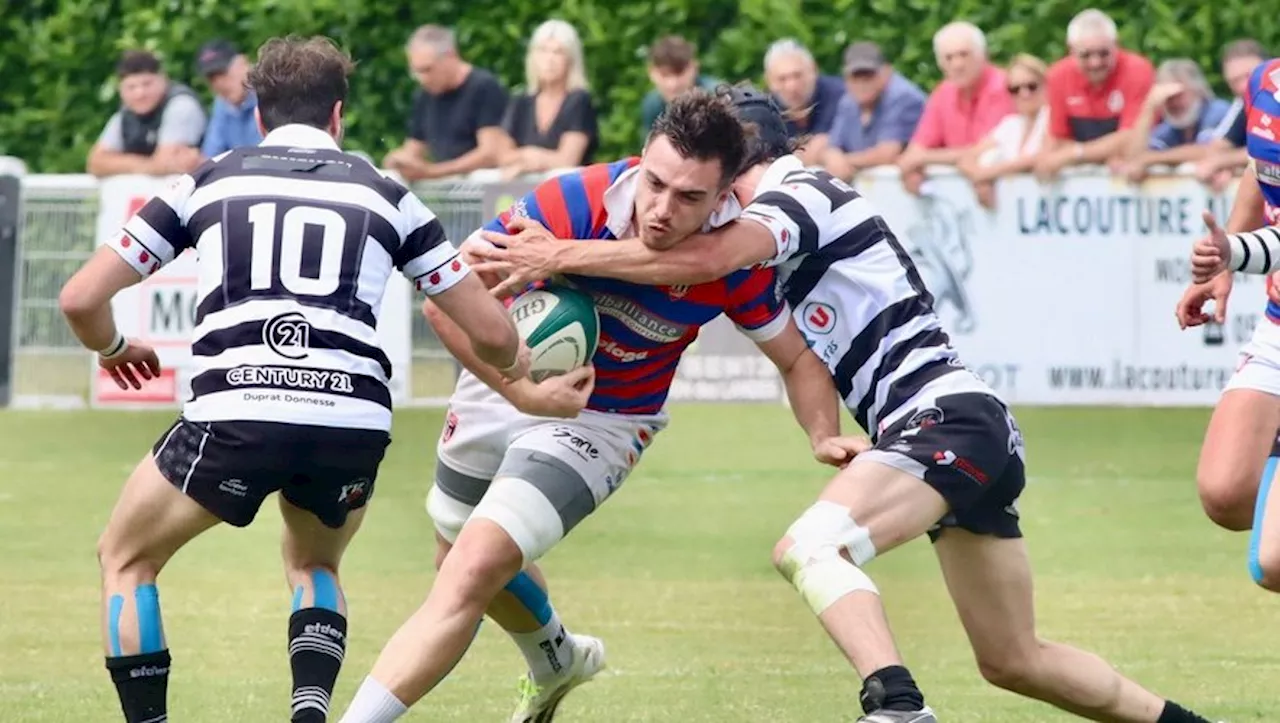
left=780, top=352, right=841, bottom=445
left=556, top=240, right=722, bottom=285
left=423, top=298, right=533, bottom=404
left=58, top=294, right=118, bottom=351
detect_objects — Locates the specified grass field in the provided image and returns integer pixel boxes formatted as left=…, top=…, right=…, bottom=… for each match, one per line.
left=1, top=404, right=1274, bottom=722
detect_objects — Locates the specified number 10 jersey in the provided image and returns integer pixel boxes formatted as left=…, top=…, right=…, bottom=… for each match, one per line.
left=105, top=124, right=467, bottom=431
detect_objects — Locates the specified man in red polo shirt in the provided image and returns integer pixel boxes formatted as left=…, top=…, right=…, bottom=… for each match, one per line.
left=1033, top=9, right=1154, bottom=180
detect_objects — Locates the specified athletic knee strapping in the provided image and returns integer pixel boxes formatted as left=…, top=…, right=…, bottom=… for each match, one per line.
left=503, top=571, right=553, bottom=626
left=778, top=501, right=879, bottom=615
left=470, top=476, right=566, bottom=563
left=427, top=483, right=475, bottom=545
left=108, top=583, right=167, bottom=656
left=1248, top=457, right=1278, bottom=584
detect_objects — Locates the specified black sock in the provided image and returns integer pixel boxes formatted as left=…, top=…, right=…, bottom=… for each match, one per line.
left=1158, top=701, right=1213, bottom=723
left=288, top=608, right=348, bottom=722
left=106, top=650, right=171, bottom=722
left=860, top=665, right=926, bottom=713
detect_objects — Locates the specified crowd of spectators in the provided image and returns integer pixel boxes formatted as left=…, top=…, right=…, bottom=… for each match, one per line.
left=83, top=9, right=1269, bottom=207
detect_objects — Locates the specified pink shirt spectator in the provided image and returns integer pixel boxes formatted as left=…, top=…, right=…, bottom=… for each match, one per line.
left=910, top=64, right=1014, bottom=149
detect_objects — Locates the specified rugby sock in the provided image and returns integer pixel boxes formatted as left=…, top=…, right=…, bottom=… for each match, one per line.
left=106, top=650, right=171, bottom=723
left=860, top=665, right=926, bottom=714
left=503, top=572, right=575, bottom=682
left=339, top=676, right=407, bottom=723
left=288, top=608, right=347, bottom=722
left=1157, top=701, right=1213, bottom=723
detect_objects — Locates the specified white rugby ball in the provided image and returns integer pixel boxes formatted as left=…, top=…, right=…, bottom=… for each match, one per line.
left=508, top=285, right=600, bottom=383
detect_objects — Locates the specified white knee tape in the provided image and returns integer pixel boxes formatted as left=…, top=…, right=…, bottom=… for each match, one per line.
left=426, top=484, right=474, bottom=544
left=469, top=476, right=566, bottom=565
left=779, top=501, right=880, bottom=615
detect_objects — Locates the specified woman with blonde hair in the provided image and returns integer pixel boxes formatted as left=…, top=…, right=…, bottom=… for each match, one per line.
left=958, top=53, right=1049, bottom=207
left=497, top=19, right=599, bottom=179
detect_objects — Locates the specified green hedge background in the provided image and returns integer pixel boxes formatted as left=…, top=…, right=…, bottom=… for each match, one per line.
left=3, top=0, right=1278, bottom=173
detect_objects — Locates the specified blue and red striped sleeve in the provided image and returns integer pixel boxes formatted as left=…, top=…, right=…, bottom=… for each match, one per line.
left=724, top=267, right=790, bottom=343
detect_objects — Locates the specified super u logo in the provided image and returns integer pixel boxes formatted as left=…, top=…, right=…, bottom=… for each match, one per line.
left=802, top=301, right=837, bottom=335
left=263, top=311, right=311, bottom=360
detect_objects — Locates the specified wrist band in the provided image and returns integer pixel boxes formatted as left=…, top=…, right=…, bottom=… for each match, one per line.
left=98, top=332, right=127, bottom=359
left=497, top=355, right=522, bottom=376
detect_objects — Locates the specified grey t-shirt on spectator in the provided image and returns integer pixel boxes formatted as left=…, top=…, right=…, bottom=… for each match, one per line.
left=828, top=73, right=927, bottom=154
left=408, top=68, right=508, bottom=163
left=97, top=94, right=207, bottom=152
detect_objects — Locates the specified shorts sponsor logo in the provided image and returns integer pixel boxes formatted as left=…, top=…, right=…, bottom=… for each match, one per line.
left=227, top=365, right=354, bottom=394
left=592, top=293, right=687, bottom=343
left=552, top=426, right=600, bottom=461
left=263, top=311, right=311, bottom=360
left=338, top=478, right=370, bottom=505
left=801, top=301, right=836, bottom=335
left=933, top=450, right=989, bottom=484
left=442, top=411, right=459, bottom=443
left=219, top=478, right=248, bottom=497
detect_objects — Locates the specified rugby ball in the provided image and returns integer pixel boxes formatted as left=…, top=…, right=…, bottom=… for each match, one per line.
left=509, top=285, right=600, bottom=383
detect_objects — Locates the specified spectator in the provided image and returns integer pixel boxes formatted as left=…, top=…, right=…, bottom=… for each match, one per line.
left=640, top=36, right=722, bottom=137
left=1116, top=59, right=1231, bottom=184
left=957, top=54, right=1050, bottom=208
left=195, top=40, right=263, bottom=159
left=897, top=22, right=1013, bottom=195
left=87, top=50, right=206, bottom=178
left=821, top=42, right=926, bottom=181
left=1033, top=9, right=1154, bottom=181
left=383, top=25, right=508, bottom=181
left=763, top=39, right=845, bottom=164
left=1195, top=39, right=1268, bottom=191
left=496, top=20, right=598, bottom=180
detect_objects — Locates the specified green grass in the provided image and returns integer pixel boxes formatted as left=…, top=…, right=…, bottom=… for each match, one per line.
left=0, top=405, right=1273, bottom=722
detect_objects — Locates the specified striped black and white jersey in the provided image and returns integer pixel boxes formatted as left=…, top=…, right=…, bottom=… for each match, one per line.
left=104, top=123, right=469, bottom=431
left=740, top=155, right=992, bottom=439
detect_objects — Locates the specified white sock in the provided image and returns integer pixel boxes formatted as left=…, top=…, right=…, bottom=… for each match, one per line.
left=338, top=676, right=408, bottom=723
left=508, top=612, right=575, bottom=683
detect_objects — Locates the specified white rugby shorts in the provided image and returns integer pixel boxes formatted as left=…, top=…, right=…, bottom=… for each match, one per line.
left=1227, top=318, right=1280, bottom=397
left=428, top=371, right=666, bottom=562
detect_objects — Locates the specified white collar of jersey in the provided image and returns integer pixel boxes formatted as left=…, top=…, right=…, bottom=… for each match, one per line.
left=753, top=154, right=807, bottom=195
left=602, top=164, right=743, bottom=239
left=259, top=123, right=341, bottom=150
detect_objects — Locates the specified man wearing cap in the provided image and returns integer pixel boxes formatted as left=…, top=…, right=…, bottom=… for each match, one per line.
left=196, top=40, right=263, bottom=159
left=822, top=42, right=927, bottom=181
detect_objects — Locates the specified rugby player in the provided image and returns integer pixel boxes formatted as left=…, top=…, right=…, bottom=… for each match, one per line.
left=57, top=36, right=525, bottom=723
left=1182, top=57, right=1280, bottom=592
left=337, top=92, right=855, bottom=723
left=473, top=85, right=1221, bottom=723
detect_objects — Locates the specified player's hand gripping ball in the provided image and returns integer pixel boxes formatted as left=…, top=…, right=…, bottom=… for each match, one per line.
left=508, top=285, right=600, bottom=383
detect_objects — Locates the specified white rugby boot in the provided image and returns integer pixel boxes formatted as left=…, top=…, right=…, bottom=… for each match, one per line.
left=508, top=634, right=607, bottom=723
left=856, top=708, right=938, bottom=722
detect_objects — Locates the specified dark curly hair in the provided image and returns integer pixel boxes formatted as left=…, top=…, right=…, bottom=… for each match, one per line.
left=647, top=90, right=747, bottom=188
left=248, top=36, right=356, bottom=131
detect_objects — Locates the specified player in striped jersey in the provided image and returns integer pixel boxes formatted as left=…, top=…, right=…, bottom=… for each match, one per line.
left=475, top=87, right=1220, bottom=723
left=1183, top=57, right=1280, bottom=596
left=57, top=37, right=525, bottom=723
left=338, top=92, right=854, bottom=723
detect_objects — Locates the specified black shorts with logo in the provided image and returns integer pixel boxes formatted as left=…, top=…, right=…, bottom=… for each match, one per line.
left=152, top=417, right=391, bottom=528
left=868, top=392, right=1026, bottom=540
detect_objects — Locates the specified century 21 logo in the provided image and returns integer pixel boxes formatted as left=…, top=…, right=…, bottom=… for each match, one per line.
left=263, top=311, right=311, bottom=360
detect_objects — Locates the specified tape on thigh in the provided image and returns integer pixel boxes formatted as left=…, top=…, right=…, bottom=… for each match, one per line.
left=471, top=448, right=598, bottom=563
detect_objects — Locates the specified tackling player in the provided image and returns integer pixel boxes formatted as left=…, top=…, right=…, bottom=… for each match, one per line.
left=57, top=37, right=524, bottom=723
left=1182, top=56, right=1280, bottom=592
left=473, top=86, right=1221, bottom=723
left=337, top=92, right=853, bottom=723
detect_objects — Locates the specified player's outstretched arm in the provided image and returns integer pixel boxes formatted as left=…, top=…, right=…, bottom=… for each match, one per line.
left=422, top=295, right=591, bottom=419
left=59, top=246, right=161, bottom=390
left=427, top=273, right=527, bottom=380
left=751, top=317, right=852, bottom=466
left=475, top=216, right=776, bottom=295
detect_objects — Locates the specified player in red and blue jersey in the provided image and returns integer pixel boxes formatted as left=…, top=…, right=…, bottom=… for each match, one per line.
left=338, top=91, right=857, bottom=723
left=1180, top=57, right=1280, bottom=596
